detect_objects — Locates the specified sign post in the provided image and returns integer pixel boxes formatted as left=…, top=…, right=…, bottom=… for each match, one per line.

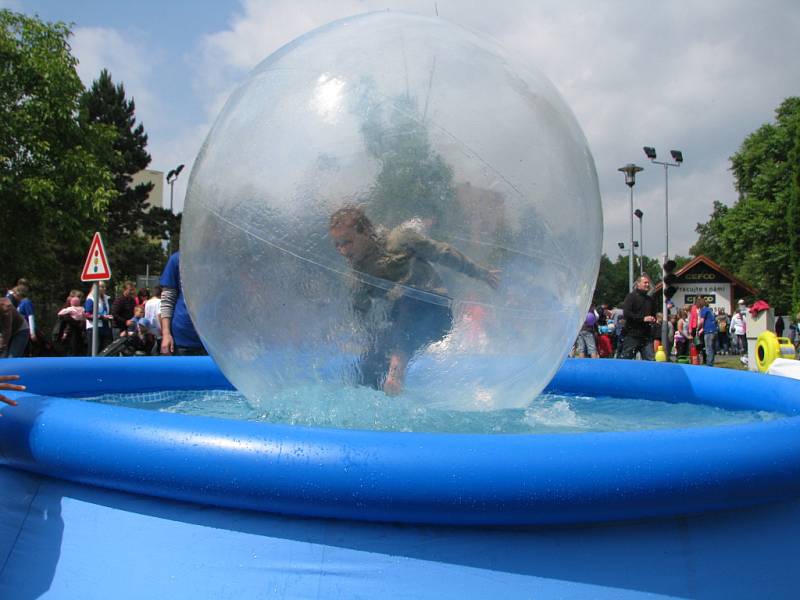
left=80, top=232, right=112, bottom=356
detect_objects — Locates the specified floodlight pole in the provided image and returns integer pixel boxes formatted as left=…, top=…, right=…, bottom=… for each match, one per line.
left=166, top=164, right=184, bottom=255
left=634, top=209, right=644, bottom=276
left=618, top=163, right=644, bottom=292
left=643, top=147, right=683, bottom=358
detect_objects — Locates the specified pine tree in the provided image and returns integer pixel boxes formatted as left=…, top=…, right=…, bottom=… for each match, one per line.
left=81, top=70, right=150, bottom=232
left=80, top=69, right=171, bottom=284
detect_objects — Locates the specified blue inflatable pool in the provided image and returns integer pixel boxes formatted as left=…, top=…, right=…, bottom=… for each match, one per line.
left=2, top=357, right=800, bottom=599
left=2, top=357, right=799, bottom=525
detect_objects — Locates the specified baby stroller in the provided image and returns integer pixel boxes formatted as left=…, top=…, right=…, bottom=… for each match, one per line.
left=99, top=328, right=155, bottom=357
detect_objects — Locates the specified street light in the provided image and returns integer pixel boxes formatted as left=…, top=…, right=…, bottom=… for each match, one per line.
left=643, top=146, right=683, bottom=358
left=618, top=163, right=644, bottom=291
left=166, top=164, right=185, bottom=213
left=166, top=164, right=185, bottom=255
left=634, top=208, right=644, bottom=276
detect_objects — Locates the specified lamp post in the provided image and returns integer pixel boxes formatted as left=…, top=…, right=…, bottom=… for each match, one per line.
left=618, top=163, right=644, bottom=292
left=166, top=164, right=185, bottom=255
left=166, top=164, right=185, bottom=213
left=643, top=147, right=683, bottom=358
left=634, top=209, right=644, bottom=276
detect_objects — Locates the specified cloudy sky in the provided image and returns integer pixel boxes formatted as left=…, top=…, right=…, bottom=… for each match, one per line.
left=7, top=0, right=800, bottom=258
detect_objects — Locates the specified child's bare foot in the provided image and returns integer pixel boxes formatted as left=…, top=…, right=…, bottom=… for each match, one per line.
left=383, top=353, right=408, bottom=396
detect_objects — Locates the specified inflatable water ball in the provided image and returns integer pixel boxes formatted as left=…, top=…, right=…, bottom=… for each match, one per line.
left=181, top=11, right=602, bottom=413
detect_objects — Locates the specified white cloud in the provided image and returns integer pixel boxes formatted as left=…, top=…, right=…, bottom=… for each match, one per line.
left=179, top=0, right=800, bottom=256
left=71, top=26, right=167, bottom=137
left=191, top=0, right=368, bottom=120
left=69, top=26, right=195, bottom=209
left=147, top=123, right=210, bottom=213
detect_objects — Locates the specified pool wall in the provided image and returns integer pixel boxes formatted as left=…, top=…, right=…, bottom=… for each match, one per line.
left=2, top=464, right=800, bottom=599
left=3, top=357, right=800, bottom=599
left=1, top=357, right=799, bottom=526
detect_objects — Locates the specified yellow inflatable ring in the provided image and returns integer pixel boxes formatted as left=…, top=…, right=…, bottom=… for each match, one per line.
left=756, top=330, right=781, bottom=373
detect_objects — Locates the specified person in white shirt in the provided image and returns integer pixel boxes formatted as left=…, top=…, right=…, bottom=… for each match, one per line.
left=730, top=309, right=747, bottom=356
left=143, top=286, right=163, bottom=355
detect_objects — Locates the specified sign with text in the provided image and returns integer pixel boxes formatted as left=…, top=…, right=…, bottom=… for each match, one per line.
left=676, top=282, right=731, bottom=312
left=81, top=232, right=112, bottom=281
left=677, top=263, right=730, bottom=284
left=685, top=294, right=717, bottom=305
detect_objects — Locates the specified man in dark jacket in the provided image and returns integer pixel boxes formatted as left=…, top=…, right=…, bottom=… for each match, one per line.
left=620, top=274, right=657, bottom=360
left=111, top=281, right=136, bottom=338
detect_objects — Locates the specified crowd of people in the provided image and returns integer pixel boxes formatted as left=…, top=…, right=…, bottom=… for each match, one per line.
left=3, top=242, right=799, bottom=394
left=2, top=279, right=163, bottom=357
left=1, top=252, right=205, bottom=359
left=574, top=274, right=799, bottom=365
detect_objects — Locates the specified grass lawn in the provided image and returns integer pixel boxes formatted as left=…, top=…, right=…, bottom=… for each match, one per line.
left=671, top=353, right=749, bottom=370
left=710, top=354, right=749, bottom=371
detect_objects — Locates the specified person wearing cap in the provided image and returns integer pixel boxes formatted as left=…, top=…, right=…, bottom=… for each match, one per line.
left=731, top=308, right=747, bottom=355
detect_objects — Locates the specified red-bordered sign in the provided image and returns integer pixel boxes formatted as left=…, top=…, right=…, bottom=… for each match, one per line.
left=81, top=232, right=112, bottom=281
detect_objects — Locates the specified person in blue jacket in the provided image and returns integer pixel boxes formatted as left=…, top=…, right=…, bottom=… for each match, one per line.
left=697, top=298, right=718, bottom=367
left=159, top=252, right=206, bottom=356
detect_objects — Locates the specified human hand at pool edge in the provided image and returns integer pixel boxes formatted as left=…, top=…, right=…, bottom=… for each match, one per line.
left=0, top=375, right=24, bottom=407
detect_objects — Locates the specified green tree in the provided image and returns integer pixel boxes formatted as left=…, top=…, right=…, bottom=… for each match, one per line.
left=690, top=201, right=728, bottom=260
left=354, top=83, right=461, bottom=237
left=691, top=97, right=800, bottom=313
left=593, top=253, right=689, bottom=308
left=0, top=10, right=115, bottom=319
left=80, top=69, right=172, bottom=283
left=592, top=254, right=629, bottom=306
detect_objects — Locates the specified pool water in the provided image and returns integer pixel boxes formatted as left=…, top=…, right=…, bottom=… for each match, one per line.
left=81, top=388, right=783, bottom=434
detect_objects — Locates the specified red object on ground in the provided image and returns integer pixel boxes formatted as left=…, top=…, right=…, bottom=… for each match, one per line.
left=690, top=343, right=700, bottom=365
left=597, top=334, right=613, bottom=358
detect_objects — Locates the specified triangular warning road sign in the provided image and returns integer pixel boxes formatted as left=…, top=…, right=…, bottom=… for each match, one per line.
left=81, top=232, right=112, bottom=281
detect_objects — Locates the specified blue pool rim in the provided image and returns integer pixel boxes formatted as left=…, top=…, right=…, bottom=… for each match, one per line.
left=1, top=357, right=799, bottom=526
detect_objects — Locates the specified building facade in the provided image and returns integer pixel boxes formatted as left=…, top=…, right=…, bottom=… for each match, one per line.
left=656, top=255, right=757, bottom=313
left=130, top=169, right=165, bottom=210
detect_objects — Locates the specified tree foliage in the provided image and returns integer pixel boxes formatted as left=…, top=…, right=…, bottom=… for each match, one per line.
left=80, top=69, right=173, bottom=284
left=0, top=10, right=115, bottom=317
left=592, top=253, right=690, bottom=308
left=691, top=97, right=800, bottom=313
left=355, top=83, right=462, bottom=237
left=690, top=201, right=728, bottom=260
left=592, top=254, right=630, bottom=306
